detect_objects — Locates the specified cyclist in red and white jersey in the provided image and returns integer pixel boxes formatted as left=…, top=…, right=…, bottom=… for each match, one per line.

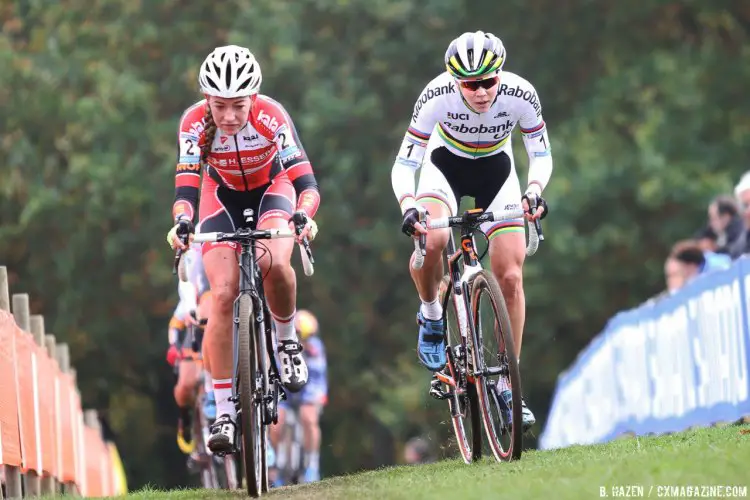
left=391, top=31, right=554, bottom=431
left=166, top=45, right=321, bottom=455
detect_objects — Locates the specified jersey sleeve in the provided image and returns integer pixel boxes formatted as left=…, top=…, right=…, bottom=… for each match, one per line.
left=517, top=83, right=553, bottom=193
left=168, top=301, right=188, bottom=345
left=172, top=102, right=205, bottom=221
left=391, top=84, right=440, bottom=213
left=254, top=97, right=321, bottom=219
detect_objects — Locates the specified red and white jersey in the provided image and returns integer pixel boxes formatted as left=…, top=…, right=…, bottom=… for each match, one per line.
left=172, top=95, right=320, bottom=221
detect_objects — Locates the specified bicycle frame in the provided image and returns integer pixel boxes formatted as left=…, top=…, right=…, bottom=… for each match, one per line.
left=434, top=223, right=485, bottom=397
left=231, top=234, right=283, bottom=430
left=426, top=205, right=540, bottom=404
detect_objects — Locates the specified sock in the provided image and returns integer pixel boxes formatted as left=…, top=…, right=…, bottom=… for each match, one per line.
left=305, top=451, right=320, bottom=470
left=204, top=373, right=213, bottom=395
left=497, top=377, right=511, bottom=393
left=213, top=378, right=236, bottom=418
left=420, top=298, right=443, bottom=321
left=273, top=311, right=298, bottom=342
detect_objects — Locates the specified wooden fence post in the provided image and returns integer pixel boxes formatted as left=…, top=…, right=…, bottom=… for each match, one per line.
left=53, top=344, right=75, bottom=496
left=41, top=333, right=59, bottom=496
left=24, top=314, right=45, bottom=498
left=0, top=267, right=9, bottom=313
left=1, top=271, right=22, bottom=500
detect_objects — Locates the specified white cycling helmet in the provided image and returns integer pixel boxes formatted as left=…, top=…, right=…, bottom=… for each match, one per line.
left=198, top=45, right=262, bottom=98
left=445, top=31, right=506, bottom=79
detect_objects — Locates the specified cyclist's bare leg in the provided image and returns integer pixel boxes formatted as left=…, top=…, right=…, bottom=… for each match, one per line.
left=269, top=406, right=287, bottom=449
left=175, top=357, right=200, bottom=452
left=197, top=292, right=213, bottom=374
left=203, top=247, right=239, bottom=419
left=256, top=216, right=296, bottom=333
left=488, top=230, right=536, bottom=428
left=196, top=291, right=217, bottom=420
left=299, top=403, right=321, bottom=455
left=268, top=405, right=286, bottom=484
left=488, top=231, right=526, bottom=360
left=409, top=201, right=451, bottom=303
left=174, top=359, right=201, bottom=408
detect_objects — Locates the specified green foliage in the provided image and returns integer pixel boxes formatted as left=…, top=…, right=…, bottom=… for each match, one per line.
left=1, top=0, right=749, bottom=488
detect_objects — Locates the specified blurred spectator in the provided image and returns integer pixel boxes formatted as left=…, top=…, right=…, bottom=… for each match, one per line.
left=707, top=194, right=742, bottom=254
left=403, top=436, right=435, bottom=465
left=729, top=172, right=750, bottom=258
left=665, top=240, right=731, bottom=293
left=693, top=225, right=719, bottom=252
left=664, top=254, right=686, bottom=294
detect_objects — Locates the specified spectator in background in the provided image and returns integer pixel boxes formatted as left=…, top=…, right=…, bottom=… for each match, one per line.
left=730, top=172, right=750, bottom=258
left=664, top=254, right=686, bottom=294
left=665, top=240, right=731, bottom=294
left=707, top=194, right=743, bottom=254
left=403, top=437, right=436, bottom=465
left=693, top=225, right=719, bottom=252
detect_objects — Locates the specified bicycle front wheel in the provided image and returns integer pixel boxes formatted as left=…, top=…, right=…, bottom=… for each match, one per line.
left=469, top=270, right=523, bottom=461
left=238, top=294, right=265, bottom=497
left=439, top=276, right=482, bottom=464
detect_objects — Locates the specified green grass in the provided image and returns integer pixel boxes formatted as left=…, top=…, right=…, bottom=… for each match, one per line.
left=124, top=424, right=750, bottom=500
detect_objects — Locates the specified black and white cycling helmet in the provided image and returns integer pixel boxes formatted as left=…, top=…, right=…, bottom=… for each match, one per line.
left=198, top=45, right=262, bottom=98
left=445, top=31, right=506, bottom=79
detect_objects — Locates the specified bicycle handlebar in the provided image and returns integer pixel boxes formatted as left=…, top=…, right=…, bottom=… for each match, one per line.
left=193, top=228, right=315, bottom=277
left=412, top=207, right=545, bottom=270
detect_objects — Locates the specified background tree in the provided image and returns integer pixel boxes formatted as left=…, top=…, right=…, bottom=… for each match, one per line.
left=1, top=0, right=748, bottom=488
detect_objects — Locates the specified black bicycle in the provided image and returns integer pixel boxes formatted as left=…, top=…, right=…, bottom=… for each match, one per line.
left=412, top=204, right=543, bottom=463
left=176, top=209, right=314, bottom=497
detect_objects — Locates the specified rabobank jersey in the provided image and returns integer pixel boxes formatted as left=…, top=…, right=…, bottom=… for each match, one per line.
left=391, top=70, right=553, bottom=212
left=400, top=71, right=549, bottom=161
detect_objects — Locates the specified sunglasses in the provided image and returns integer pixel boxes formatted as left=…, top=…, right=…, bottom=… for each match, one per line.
left=459, top=76, right=499, bottom=91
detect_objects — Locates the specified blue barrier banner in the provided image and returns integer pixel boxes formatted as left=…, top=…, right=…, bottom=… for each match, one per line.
left=540, top=257, right=750, bottom=450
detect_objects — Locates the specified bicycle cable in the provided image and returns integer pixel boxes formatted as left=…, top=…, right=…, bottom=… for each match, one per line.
left=476, top=225, right=491, bottom=262
left=255, top=240, right=273, bottom=282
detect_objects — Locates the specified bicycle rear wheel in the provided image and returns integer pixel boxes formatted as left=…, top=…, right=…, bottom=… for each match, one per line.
left=438, top=276, right=482, bottom=464
left=238, top=294, right=264, bottom=497
left=469, top=270, right=523, bottom=461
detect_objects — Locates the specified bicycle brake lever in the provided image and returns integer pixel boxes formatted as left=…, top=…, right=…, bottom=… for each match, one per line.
left=291, top=211, right=308, bottom=234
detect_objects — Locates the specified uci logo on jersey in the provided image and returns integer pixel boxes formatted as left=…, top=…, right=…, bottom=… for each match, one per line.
left=258, top=109, right=280, bottom=133
left=447, top=112, right=469, bottom=120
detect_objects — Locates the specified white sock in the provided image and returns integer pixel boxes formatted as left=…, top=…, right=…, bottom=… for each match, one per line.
left=273, top=311, right=298, bottom=342
left=420, top=297, right=443, bottom=321
left=213, top=378, right=236, bottom=418
left=204, top=373, right=213, bottom=394
left=305, top=451, right=320, bottom=470
left=497, top=377, right=511, bottom=393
